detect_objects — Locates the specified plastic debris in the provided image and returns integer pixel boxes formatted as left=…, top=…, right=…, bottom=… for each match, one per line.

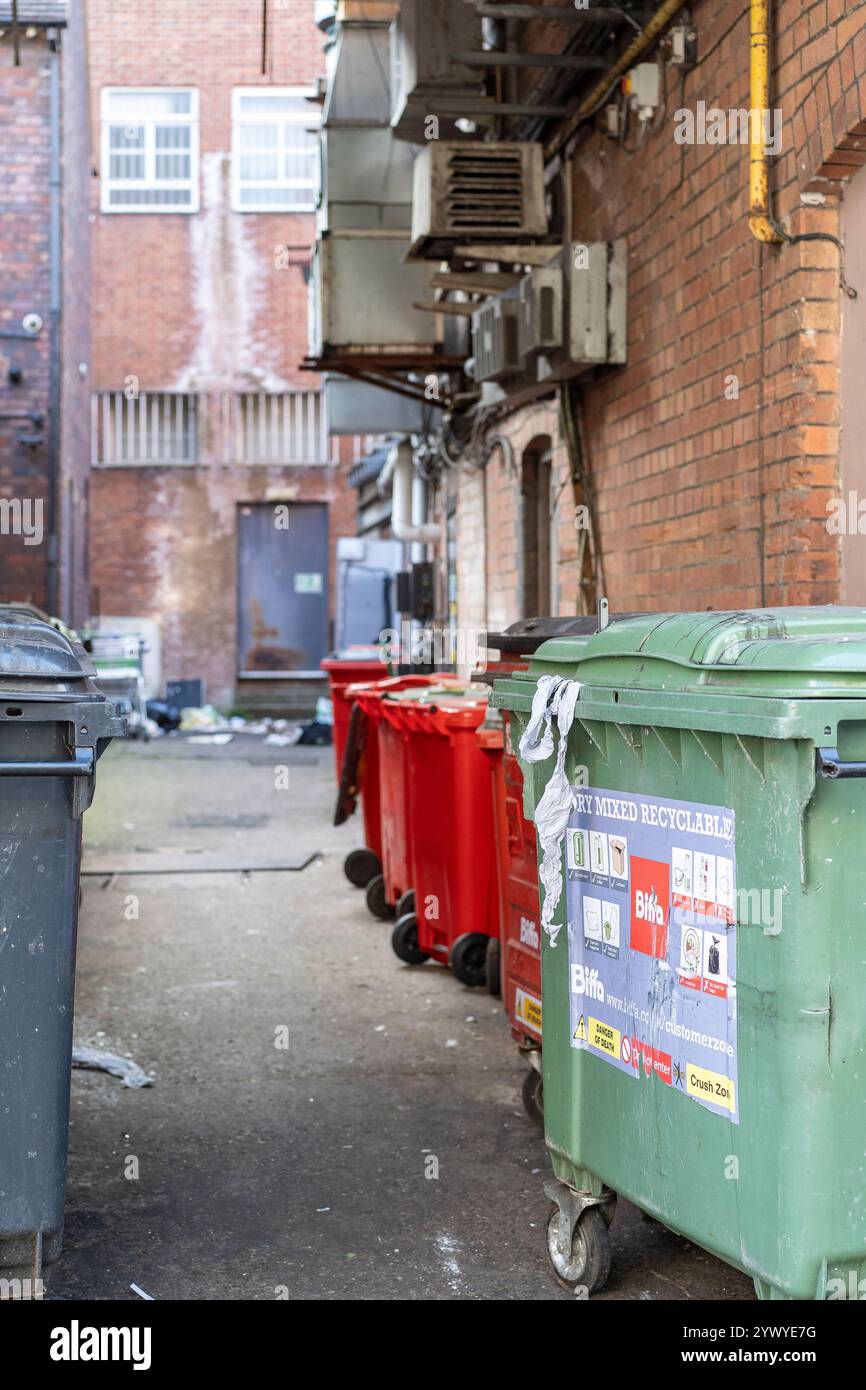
left=71, top=1045, right=154, bottom=1088
left=179, top=704, right=223, bottom=730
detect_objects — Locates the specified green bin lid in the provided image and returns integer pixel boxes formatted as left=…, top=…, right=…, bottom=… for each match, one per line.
left=522, top=607, right=866, bottom=698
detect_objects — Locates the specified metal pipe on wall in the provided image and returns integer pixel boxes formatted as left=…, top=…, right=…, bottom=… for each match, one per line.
left=544, top=0, right=687, bottom=161
left=749, top=0, right=784, bottom=243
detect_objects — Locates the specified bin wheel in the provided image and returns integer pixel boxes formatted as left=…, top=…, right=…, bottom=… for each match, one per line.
left=485, top=937, right=502, bottom=997
left=450, top=932, right=489, bottom=988
left=546, top=1205, right=611, bottom=1296
left=343, top=847, right=380, bottom=888
left=391, top=913, right=429, bottom=966
left=365, top=874, right=394, bottom=921
left=521, top=1067, right=544, bottom=1126
left=396, top=889, right=415, bottom=919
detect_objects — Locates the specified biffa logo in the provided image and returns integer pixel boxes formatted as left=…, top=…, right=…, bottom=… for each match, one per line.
left=630, top=857, right=670, bottom=960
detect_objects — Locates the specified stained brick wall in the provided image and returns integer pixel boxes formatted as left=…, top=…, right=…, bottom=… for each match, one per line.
left=458, top=0, right=866, bottom=624
left=0, top=4, right=90, bottom=626
left=86, top=0, right=327, bottom=391
left=90, top=459, right=356, bottom=708
left=86, top=0, right=358, bottom=706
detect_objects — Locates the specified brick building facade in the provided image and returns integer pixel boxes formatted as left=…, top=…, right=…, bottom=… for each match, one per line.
left=0, top=0, right=91, bottom=628
left=453, top=0, right=866, bottom=633
left=87, top=0, right=355, bottom=710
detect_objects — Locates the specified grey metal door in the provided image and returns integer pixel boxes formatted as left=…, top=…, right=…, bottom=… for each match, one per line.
left=237, top=503, right=329, bottom=676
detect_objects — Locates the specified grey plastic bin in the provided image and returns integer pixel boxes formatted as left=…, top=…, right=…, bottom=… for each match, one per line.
left=0, top=610, right=124, bottom=1288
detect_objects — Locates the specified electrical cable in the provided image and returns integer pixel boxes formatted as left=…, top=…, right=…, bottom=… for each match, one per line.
left=770, top=227, right=857, bottom=300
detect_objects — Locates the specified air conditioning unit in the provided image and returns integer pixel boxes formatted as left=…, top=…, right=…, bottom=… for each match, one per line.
left=390, top=0, right=482, bottom=144
left=470, top=240, right=628, bottom=389
left=410, top=141, right=547, bottom=260
left=566, top=241, right=619, bottom=367
left=519, top=265, right=564, bottom=359
left=310, top=231, right=440, bottom=357
left=319, top=126, right=415, bottom=233
left=471, top=293, right=522, bottom=383
left=523, top=240, right=628, bottom=381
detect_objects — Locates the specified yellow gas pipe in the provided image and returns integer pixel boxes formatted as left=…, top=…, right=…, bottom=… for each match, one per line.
left=749, top=0, right=784, bottom=243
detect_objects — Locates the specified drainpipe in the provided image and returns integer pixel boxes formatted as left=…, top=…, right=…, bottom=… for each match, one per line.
left=747, top=0, right=854, bottom=288
left=410, top=469, right=427, bottom=565
left=749, top=0, right=784, bottom=244
left=386, top=441, right=439, bottom=546
left=47, top=29, right=62, bottom=616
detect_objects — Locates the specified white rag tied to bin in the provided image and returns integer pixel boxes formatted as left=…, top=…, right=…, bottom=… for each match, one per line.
left=518, top=675, right=582, bottom=949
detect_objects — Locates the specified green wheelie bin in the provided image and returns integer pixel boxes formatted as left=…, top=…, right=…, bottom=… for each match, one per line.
left=494, top=607, right=866, bottom=1301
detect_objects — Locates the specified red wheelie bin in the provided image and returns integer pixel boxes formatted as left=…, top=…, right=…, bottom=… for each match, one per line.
left=333, top=671, right=435, bottom=894
left=389, top=690, right=500, bottom=988
left=376, top=680, right=470, bottom=924
left=478, top=619, right=620, bottom=1120
left=350, top=677, right=462, bottom=918
left=322, top=649, right=385, bottom=783
left=478, top=714, right=545, bottom=1122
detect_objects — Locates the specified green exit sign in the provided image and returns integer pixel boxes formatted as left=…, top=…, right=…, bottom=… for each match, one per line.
left=294, top=572, right=323, bottom=594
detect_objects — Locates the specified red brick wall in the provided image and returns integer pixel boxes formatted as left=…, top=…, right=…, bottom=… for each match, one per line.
left=460, top=0, right=866, bottom=621
left=86, top=0, right=326, bottom=389
left=567, top=0, right=848, bottom=610
left=0, top=30, right=54, bottom=611
left=0, top=9, right=90, bottom=626
left=86, top=0, right=359, bottom=705
left=90, top=459, right=356, bottom=708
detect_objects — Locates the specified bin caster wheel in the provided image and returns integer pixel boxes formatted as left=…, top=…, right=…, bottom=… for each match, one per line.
left=521, top=1067, right=543, bottom=1126
left=391, top=913, right=429, bottom=966
left=343, top=847, right=380, bottom=888
left=365, top=874, right=394, bottom=921
left=546, top=1205, right=611, bottom=1296
left=396, top=889, right=415, bottom=919
left=486, top=937, right=501, bottom=997
left=450, top=932, right=489, bottom=988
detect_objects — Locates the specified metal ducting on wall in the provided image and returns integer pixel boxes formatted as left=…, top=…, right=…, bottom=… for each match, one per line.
left=383, top=440, right=439, bottom=546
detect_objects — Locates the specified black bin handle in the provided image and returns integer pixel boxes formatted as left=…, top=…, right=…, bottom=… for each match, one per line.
left=0, top=747, right=94, bottom=778
left=816, top=747, right=866, bottom=779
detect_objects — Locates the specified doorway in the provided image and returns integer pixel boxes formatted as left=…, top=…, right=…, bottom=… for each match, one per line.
left=521, top=438, right=553, bottom=616
left=237, top=502, right=329, bottom=676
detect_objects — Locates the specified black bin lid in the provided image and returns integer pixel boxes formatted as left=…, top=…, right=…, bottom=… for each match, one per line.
left=486, top=614, right=644, bottom=658
left=0, top=609, right=95, bottom=680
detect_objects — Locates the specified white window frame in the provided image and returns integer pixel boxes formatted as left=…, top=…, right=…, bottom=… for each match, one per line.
left=231, top=86, right=320, bottom=213
left=100, top=87, right=200, bottom=214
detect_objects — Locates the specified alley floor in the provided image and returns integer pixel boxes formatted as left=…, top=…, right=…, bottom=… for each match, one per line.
left=49, top=737, right=754, bottom=1302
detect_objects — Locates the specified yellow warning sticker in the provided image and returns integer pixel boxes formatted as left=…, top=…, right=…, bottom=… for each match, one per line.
left=515, top=988, right=542, bottom=1036
left=686, top=1061, right=736, bottom=1113
left=588, top=1016, right=620, bottom=1059
left=573, top=1014, right=587, bottom=1042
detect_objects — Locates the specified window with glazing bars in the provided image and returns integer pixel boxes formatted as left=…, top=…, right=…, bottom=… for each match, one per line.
left=101, top=89, right=199, bottom=212
left=231, top=88, right=320, bottom=211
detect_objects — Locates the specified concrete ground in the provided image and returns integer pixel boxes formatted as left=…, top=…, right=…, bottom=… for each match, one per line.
left=49, top=737, right=754, bottom=1301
